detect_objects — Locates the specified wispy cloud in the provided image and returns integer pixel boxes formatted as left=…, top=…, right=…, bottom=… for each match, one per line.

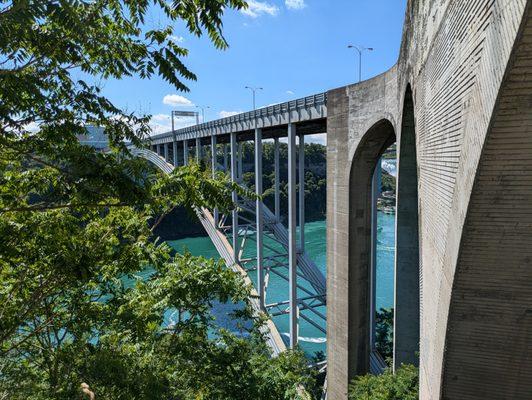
left=241, top=1, right=279, bottom=18
left=169, top=35, right=185, bottom=43
left=148, top=113, right=195, bottom=135
left=219, top=110, right=242, bottom=118
left=162, top=94, right=194, bottom=107
left=286, top=90, right=295, bottom=95
left=285, top=0, right=306, bottom=10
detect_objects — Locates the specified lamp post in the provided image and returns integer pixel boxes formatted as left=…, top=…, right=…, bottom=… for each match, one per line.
left=196, top=105, right=210, bottom=123
left=245, top=86, right=263, bottom=110
left=347, top=45, right=374, bottom=82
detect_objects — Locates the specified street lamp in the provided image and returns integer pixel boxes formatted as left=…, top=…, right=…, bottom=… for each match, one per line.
left=347, top=45, right=374, bottom=83
left=196, top=105, right=210, bottom=123
left=245, top=86, right=263, bottom=110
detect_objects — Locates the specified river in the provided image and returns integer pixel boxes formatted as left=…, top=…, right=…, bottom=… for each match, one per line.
left=167, top=212, right=395, bottom=357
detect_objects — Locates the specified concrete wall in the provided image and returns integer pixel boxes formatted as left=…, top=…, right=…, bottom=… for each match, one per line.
left=326, top=0, right=532, bottom=398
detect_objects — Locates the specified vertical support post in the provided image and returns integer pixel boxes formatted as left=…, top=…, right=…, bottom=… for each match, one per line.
left=164, top=142, right=169, bottom=162
left=183, top=140, right=189, bottom=166
left=369, top=159, right=381, bottom=350
left=196, top=138, right=201, bottom=162
left=287, top=123, right=298, bottom=349
left=255, top=128, right=265, bottom=310
left=223, top=144, right=228, bottom=172
left=211, top=135, right=219, bottom=227
left=274, top=137, right=280, bottom=222
left=298, top=134, right=305, bottom=251
left=237, top=142, right=243, bottom=181
left=172, top=112, right=178, bottom=166
left=230, top=132, right=239, bottom=263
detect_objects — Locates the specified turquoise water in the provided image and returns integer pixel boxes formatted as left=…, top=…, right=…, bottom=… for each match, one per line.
left=167, top=212, right=395, bottom=356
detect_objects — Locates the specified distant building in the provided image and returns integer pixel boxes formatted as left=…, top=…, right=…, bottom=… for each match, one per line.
left=76, top=126, right=107, bottom=150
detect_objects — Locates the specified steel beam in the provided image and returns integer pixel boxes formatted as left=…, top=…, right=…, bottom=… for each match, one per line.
left=223, top=144, right=228, bottom=172
left=287, top=122, right=298, bottom=348
left=255, top=128, right=265, bottom=310
left=196, top=138, right=201, bottom=162
left=237, top=142, right=243, bottom=181
left=274, top=137, right=280, bottom=222
left=230, top=132, right=239, bottom=263
left=211, top=135, right=219, bottom=226
left=183, top=140, right=189, bottom=166
left=298, top=134, right=305, bottom=251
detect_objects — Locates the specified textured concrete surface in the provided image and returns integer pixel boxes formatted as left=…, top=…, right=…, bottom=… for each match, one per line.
left=326, top=0, right=532, bottom=399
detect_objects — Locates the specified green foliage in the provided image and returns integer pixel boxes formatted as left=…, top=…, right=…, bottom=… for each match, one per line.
left=237, top=141, right=327, bottom=223
left=381, top=170, right=396, bottom=193
left=0, top=1, right=316, bottom=399
left=375, top=308, right=394, bottom=364
left=348, top=364, right=419, bottom=400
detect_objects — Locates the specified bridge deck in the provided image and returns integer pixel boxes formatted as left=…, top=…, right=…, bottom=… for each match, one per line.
left=149, top=92, right=327, bottom=146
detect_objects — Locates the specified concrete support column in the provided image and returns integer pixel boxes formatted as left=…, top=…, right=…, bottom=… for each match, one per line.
left=183, top=140, right=189, bottom=166
left=298, top=134, right=305, bottom=251
left=211, top=135, right=219, bottom=226
left=230, top=132, right=239, bottom=263
left=255, top=128, right=265, bottom=310
left=196, top=138, right=201, bottom=162
left=288, top=123, right=298, bottom=348
left=164, top=142, right=169, bottom=162
left=158, top=144, right=163, bottom=156
left=274, top=137, right=280, bottom=222
left=370, top=160, right=381, bottom=350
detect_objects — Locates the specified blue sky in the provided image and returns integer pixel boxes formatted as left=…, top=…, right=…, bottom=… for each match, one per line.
left=101, top=1, right=407, bottom=137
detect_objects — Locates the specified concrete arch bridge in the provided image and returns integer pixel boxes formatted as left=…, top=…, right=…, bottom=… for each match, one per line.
left=133, top=0, right=532, bottom=398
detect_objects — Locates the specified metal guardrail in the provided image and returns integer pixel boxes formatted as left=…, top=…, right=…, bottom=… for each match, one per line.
left=148, top=92, right=327, bottom=145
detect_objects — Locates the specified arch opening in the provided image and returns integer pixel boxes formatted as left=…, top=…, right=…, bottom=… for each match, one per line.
left=348, top=119, right=396, bottom=378
left=394, top=85, right=420, bottom=369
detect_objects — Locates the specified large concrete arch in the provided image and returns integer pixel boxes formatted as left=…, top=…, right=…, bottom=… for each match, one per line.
left=326, top=68, right=399, bottom=398
left=327, top=1, right=532, bottom=399
left=346, top=119, right=396, bottom=377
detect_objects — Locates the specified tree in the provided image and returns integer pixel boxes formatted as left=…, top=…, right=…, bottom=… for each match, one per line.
left=348, top=364, right=418, bottom=400
left=375, top=307, right=394, bottom=363
left=0, top=1, right=314, bottom=398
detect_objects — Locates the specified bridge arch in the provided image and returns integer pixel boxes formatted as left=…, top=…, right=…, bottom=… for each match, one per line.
left=348, top=118, right=396, bottom=377
left=441, top=14, right=532, bottom=398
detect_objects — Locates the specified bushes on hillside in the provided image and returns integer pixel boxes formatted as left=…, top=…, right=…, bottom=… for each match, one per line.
left=348, top=364, right=419, bottom=400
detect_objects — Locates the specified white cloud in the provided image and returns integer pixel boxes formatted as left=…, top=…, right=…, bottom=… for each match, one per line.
left=148, top=113, right=196, bottom=135
left=162, top=94, right=194, bottom=107
left=286, top=90, right=295, bottom=95
left=169, top=35, right=185, bottom=43
left=151, top=113, right=170, bottom=123
left=219, top=110, right=242, bottom=118
left=241, top=1, right=279, bottom=18
left=285, top=0, right=306, bottom=10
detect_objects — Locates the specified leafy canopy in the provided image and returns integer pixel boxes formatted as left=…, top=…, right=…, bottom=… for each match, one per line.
left=0, top=1, right=316, bottom=399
